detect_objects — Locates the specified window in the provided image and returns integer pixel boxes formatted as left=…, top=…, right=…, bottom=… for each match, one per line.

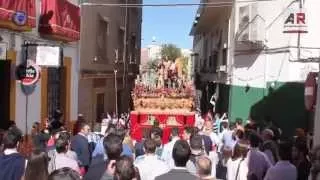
left=130, top=34, right=136, bottom=63
left=118, top=28, right=125, bottom=62
left=96, top=93, right=105, bottom=123
left=96, top=17, right=109, bottom=62
left=222, top=49, right=227, bottom=65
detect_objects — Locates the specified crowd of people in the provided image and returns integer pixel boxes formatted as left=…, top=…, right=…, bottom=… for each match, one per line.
left=0, top=110, right=320, bottom=180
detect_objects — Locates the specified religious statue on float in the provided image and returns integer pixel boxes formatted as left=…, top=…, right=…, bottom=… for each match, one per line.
left=156, top=57, right=181, bottom=89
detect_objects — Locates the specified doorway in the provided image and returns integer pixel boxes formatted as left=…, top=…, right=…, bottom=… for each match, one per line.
left=0, top=61, right=11, bottom=129
left=47, top=67, right=62, bottom=118
left=96, top=93, right=105, bottom=123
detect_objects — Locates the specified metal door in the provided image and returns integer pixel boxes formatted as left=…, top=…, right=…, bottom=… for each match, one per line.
left=47, top=67, right=62, bottom=118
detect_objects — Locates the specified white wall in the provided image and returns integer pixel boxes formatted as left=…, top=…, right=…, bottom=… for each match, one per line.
left=64, top=45, right=80, bottom=121
left=232, top=0, right=320, bottom=88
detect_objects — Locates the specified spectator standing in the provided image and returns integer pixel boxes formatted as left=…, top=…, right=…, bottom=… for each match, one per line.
left=48, top=131, right=78, bottom=162
left=161, top=127, right=181, bottom=168
left=115, top=156, right=140, bottom=180
left=92, top=124, right=117, bottom=158
left=201, top=120, right=221, bottom=152
left=247, top=132, right=272, bottom=180
left=71, top=122, right=91, bottom=173
left=49, top=167, right=81, bottom=180
left=84, top=134, right=122, bottom=180
left=48, top=137, right=80, bottom=174
left=235, top=118, right=244, bottom=132
left=182, top=126, right=194, bottom=143
left=196, top=156, right=215, bottom=180
left=50, top=109, right=64, bottom=131
left=25, top=149, right=49, bottom=180
left=292, top=142, right=311, bottom=180
left=134, top=139, right=169, bottom=180
left=31, top=122, right=50, bottom=152
left=0, top=127, right=26, bottom=180
left=309, top=145, right=320, bottom=180
left=101, top=155, right=140, bottom=180
left=264, top=141, right=297, bottom=180
left=226, top=141, right=249, bottom=180
left=155, top=140, right=197, bottom=180
left=260, top=129, right=279, bottom=165
left=150, top=127, right=163, bottom=157
left=187, top=134, right=214, bottom=176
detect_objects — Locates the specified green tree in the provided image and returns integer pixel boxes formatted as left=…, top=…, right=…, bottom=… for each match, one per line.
left=145, top=59, right=159, bottom=71
left=160, top=44, right=182, bottom=61
left=181, top=56, right=189, bottom=76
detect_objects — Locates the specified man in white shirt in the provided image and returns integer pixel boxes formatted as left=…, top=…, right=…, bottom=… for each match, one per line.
left=134, top=139, right=170, bottom=180
left=161, top=127, right=180, bottom=168
left=264, top=141, right=297, bottom=180
left=201, top=120, right=221, bottom=151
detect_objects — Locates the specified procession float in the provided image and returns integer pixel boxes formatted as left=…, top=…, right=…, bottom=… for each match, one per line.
left=130, top=58, right=196, bottom=143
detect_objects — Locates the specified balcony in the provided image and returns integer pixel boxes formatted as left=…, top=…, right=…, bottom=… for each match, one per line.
left=190, top=0, right=232, bottom=35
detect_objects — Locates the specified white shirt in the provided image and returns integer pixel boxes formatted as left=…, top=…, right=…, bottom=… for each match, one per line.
left=195, top=114, right=204, bottom=130
left=208, top=132, right=221, bottom=147
left=134, top=154, right=170, bottom=180
left=161, top=137, right=180, bottom=168
left=227, top=157, right=248, bottom=180
left=264, top=161, right=297, bottom=180
left=220, top=129, right=236, bottom=150
left=49, top=153, right=80, bottom=174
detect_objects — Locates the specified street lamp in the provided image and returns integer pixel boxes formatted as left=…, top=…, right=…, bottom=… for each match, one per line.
left=114, top=69, right=118, bottom=117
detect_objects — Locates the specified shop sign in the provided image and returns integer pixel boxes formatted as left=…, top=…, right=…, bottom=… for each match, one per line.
left=21, top=60, right=41, bottom=86
left=283, top=9, right=308, bottom=33
left=12, top=11, right=27, bottom=26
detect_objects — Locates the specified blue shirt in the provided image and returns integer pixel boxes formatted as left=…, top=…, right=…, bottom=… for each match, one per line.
left=92, top=137, right=133, bottom=158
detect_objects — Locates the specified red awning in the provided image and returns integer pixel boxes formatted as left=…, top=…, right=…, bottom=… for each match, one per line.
left=0, top=0, right=36, bottom=31
left=39, top=0, right=80, bottom=42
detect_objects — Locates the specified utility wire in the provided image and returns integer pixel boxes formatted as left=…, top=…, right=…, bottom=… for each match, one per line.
left=82, top=0, right=276, bottom=7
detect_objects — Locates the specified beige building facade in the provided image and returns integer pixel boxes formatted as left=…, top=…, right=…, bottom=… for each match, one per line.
left=79, top=0, right=142, bottom=124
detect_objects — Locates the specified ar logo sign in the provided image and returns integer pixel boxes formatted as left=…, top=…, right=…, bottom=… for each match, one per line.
left=285, top=12, right=306, bottom=25
left=283, top=10, right=308, bottom=33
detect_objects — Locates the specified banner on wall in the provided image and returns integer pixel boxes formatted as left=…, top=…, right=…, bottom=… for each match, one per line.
left=36, top=46, right=61, bottom=67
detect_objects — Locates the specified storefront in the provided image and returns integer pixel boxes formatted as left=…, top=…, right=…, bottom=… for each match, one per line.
left=0, top=0, right=80, bottom=133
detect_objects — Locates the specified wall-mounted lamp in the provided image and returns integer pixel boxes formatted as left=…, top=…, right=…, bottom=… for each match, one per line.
left=93, top=56, right=98, bottom=62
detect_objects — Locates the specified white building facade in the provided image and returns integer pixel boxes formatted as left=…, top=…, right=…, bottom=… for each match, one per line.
left=191, top=0, right=320, bottom=136
left=0, top=0, right=80, bottom=134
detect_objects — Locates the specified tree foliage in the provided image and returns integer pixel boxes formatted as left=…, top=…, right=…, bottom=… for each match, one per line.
left=145, top=59, right=159, bottom=71
left=160, top=44, right=182, bottom=61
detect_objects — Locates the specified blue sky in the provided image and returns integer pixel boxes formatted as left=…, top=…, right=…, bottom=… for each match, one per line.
left=142, top=0, right=199, bottom=49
